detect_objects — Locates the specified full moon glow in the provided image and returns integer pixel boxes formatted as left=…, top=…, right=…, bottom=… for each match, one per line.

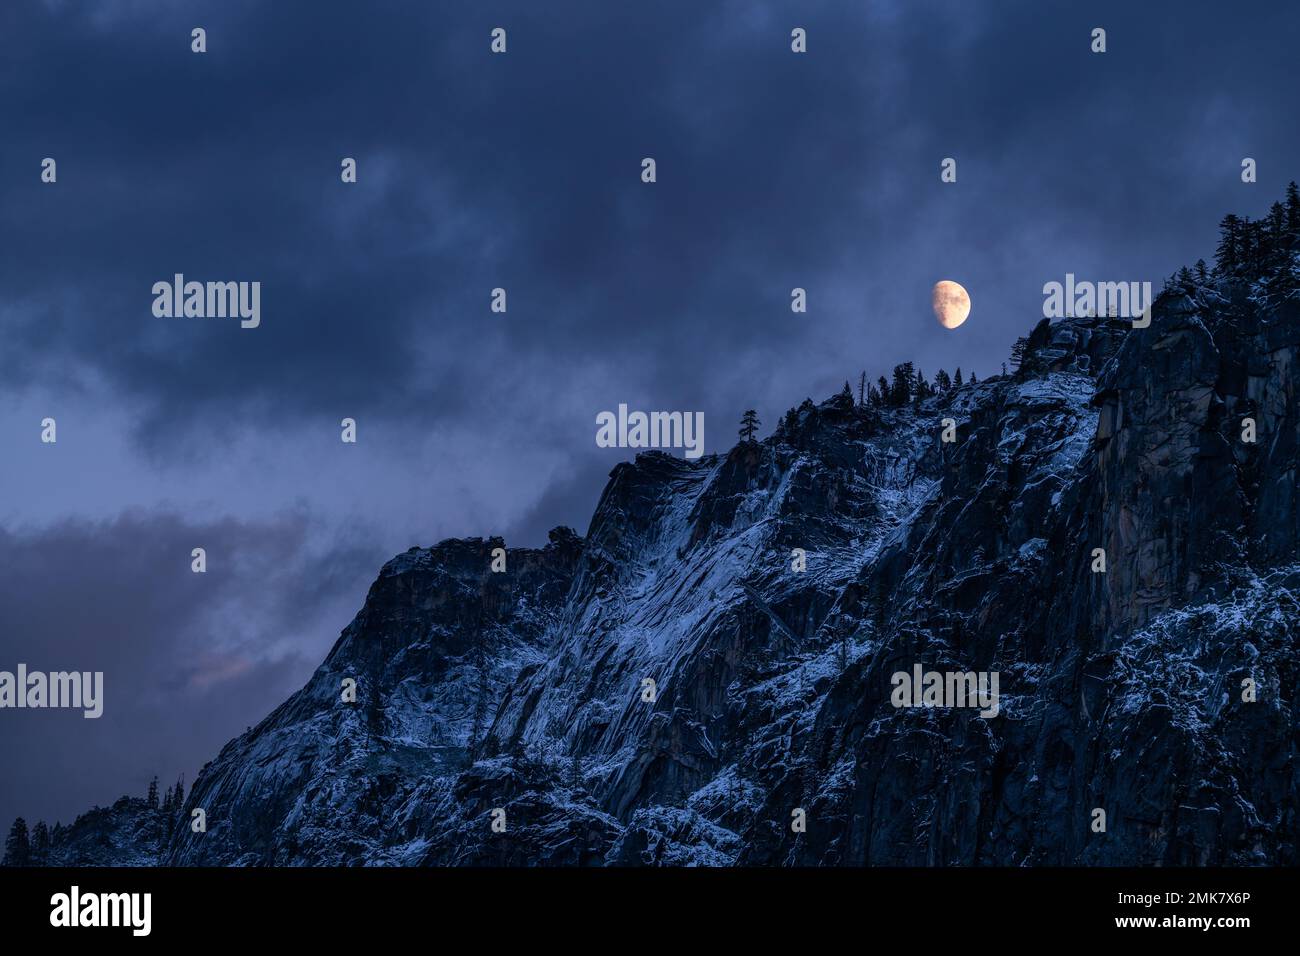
left=932, top=280, right=971, bottom=329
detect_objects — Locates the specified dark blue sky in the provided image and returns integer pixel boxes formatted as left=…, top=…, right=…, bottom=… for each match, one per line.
left=2, top=0, right=1297, bottom=829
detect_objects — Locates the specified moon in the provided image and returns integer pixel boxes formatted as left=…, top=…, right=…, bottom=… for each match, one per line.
left=932, top=280, right=971, bottom=329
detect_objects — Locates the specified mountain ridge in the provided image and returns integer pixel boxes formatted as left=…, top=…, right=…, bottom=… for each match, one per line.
left=10, top=227, right=1300, bottom=865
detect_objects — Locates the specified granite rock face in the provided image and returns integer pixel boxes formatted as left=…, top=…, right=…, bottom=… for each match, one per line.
left=25, top=288, right=1300, bottom=867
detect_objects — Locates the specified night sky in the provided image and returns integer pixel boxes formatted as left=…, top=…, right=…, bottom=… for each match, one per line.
left=2, top=0, right=1298, bottom=830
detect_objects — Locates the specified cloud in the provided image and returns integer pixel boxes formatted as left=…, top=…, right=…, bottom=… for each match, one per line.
left=0, top=509, right=383, bottom=829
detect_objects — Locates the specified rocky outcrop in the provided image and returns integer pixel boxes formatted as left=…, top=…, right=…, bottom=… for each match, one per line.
left=166, top=529, right=584, bottom=865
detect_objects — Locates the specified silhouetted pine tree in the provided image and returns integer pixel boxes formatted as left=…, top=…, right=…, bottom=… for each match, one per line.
left=29, top=822, right=50, bottom=866
left=877, top=376, right=890, bottom=405
left=1286, top=181, right=1300, bottom=247
left=1262, top=201, right=1291, bottom=276
left=3, top=818, right=30, bottom=867
left=953, top=367, right=963, bottom=387
left=1215, top=213, right=1243, bottom=277
left=147, top=776, right=159, bottom=809
left=912, top=367, right=929, bottom=401
left=889, top=362, right=914, bottom=406
left=1010, top=337, right=1028, bottom=373
left=738, top=409, right=760, bottom=443
left=1240, top=216, right=1259, bottom=276
left=934, top=369, right=951, bottom=392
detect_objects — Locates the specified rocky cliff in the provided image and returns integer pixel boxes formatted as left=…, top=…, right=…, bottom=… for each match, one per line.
left=17, top=263, right=1300, bottom=867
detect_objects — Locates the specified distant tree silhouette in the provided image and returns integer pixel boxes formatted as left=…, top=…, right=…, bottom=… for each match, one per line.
left=1286, top=181, right=1300, bottom=246
left=933, top=369, right=951, bottom=392
left=1215, top=213, right=1244, bottom=277
left=162, top=775, right=185, bottom=813
left=857, top=371, right=867, bottom=407
left=3, top=818, right=29, bottom=867
left=912, top=367, right=929, bottom=402
left=1010, top=337, right=1028, bottom=373
left=953, top=367, right=963, bottom=387
left=739, top=409, right=760, bottom=443
left=29, top=822, right=50, bottom=866
left=969, top=370, right=978, bottom=384
left=877, top=376, right=890, bottom=405
left=147, top=776, right=159, bottom=809
left=889, top=362, right=914, bottom=406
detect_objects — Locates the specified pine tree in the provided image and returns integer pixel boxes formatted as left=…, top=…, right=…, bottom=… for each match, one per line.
left=738, top=409, right=760, bottom=443
left=1285, top=181, right=1300, bottom=248
left=1194, top=258, right=1209, bottom=284
left=953, top=367, right=963, bottom=387
left=876, top=376, right=890, bottom=405
left=30, top=822, right=50, bottom=866
left=912, top=367, right=927, bottom=401
left=969, top=370, right=977, bottom=384
left=1265, top=201, right=1289, bottom=274
left=1214, top=213, right=1242, bottom=276
left=934, top=369, right=951, bottom=392
left=147, top=776, right=159, bottom=809
left=3, top=818, right=30, bottom=867
left=1010, top=337, right=1028, bottom=373
left=1242, top=216, right=1266, bottom=278
left=839, top=381, right=854, bottom=405
left=889, top=362, right=914, bottom=406
left=857, top=371, right=867, bottom=407
left=1268, top=201, right=1287, bottom=242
